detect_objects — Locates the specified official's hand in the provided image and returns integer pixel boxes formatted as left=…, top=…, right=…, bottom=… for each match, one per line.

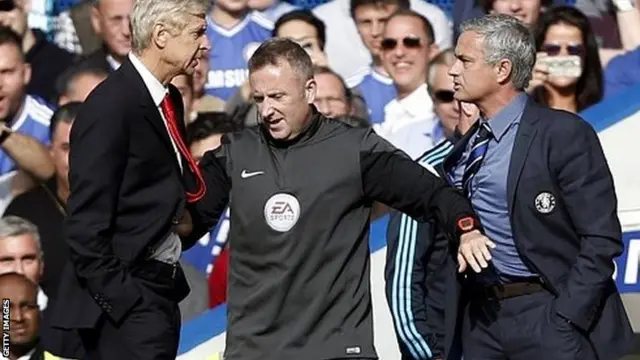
left=457, top=230, right=496, bottom=273
left=526, top=52, right=549, bottom=93
left=175, top=210, right=193, bottom=237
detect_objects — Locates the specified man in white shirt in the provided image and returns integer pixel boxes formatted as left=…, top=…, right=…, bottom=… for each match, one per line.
left=378, top=9, right=439, bottom=158
left=313, top=0, right=452, bottom=80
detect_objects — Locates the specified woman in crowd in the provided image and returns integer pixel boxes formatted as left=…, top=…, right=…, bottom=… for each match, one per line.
left=528, top=6, right=603, bottom=113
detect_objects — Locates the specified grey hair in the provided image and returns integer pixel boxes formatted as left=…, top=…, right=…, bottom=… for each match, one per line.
left=0, top=216, right=42, bottom=255
left=131, top=0, right=209, bottom=54
left=427, top=48, right=456, bottom=86
left=460, top=14, right=536, bottom=90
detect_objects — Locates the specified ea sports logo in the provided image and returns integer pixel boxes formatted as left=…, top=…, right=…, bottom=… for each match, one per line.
left=264, top=193, right=300, bottom=232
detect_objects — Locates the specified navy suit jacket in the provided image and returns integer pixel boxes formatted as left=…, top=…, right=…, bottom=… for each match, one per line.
left=441, top=98, right=634, bottom=360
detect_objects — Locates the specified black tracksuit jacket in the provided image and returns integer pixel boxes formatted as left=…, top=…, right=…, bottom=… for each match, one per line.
left=186, top=109, right=478, bottom=360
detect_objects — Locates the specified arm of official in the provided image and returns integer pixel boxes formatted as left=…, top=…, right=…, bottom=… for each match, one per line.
left=359, top=129, right=479, bottom=243
left=181, top=141, right=231, bottom=248
left=384, top=212, right=444, bottom=359
left=65, top=104, right=140, bottom=324
left=552, top=118, right=624, bottom=332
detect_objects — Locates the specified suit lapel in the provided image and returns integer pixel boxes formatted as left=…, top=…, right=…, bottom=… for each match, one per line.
left=442, top=122, right=479, bottom=184
left=507, top=99, right=540, bottom=213
left=121, top=59, right=180, bottom=160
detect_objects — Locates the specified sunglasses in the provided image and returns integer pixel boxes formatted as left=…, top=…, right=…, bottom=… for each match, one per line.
left=540, top=43, right=585, bottom=57
left=380, top=37, right=422, bottom=51
left=432, top=90, right=455, bottom=103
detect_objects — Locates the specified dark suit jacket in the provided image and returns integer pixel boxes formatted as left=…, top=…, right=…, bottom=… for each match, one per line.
left=442, top=98, right=635, bottom=360
left=50, top=58, right=195, bottom=330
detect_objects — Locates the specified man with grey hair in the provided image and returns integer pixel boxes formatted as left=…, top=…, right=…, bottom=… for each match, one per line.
left=0, top=216, right=46, bottom=308
left=444, top=13, right=634, bottom=360
left=49, top=0, right=211, bottom=358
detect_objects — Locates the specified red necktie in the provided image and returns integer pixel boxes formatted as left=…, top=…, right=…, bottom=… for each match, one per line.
left=160, top=94, right=206, bottom=203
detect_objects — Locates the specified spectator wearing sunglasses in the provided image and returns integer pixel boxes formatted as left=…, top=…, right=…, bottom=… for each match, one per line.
left=346, top=0, right=409, bottom=125
left=378, top=9, right=439, bottom=159
left=528, top=6, right=603, bottom=113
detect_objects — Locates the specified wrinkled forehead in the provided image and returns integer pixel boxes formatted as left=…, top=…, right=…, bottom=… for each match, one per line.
left=383, top=15, right=428, bottom=40
left=250, top=61, right=306, bottom=91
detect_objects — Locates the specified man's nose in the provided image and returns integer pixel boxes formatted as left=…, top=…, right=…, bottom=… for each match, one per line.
left=11, top=307, right=23, bottom=322
left=452, top=97, right=461, bottom=112
left=121, top=18, right=131, bottom=37
left=260, top=101, right=275, bottom=119
left=448, top=62, right=459, bottom=76
left=371, top=21, right=384, bottom=37
left=202, top=36, right=212, bottom=51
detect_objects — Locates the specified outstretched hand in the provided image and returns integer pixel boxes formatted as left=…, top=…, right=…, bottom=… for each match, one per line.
left=458, top=230, right=496, bottom=273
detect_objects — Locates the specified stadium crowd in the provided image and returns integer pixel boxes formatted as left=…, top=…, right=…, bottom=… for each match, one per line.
left=0, top=0, right=639, bottom=358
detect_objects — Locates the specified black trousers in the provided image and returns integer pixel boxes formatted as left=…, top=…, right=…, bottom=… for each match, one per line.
left=78, top=261, right=186, bottom=359
left=462, top=290, right=598, bottom=360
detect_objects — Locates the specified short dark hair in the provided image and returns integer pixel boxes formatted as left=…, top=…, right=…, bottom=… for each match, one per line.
left=248, top=38, right=314, bottom=83
left=55, top=63, right=108, bottom=101
left=387, top=9, right=435, bottom=44
left=313, top=66, right=352, bottom=105
left=0, top=26, right=24, bottom=62
left=187, top=112, right=241, bottom=145
left=273, top=10, right=326, bottom=51
left=477, top=0, right=552, bottom=14
left=49, top=102, right=82, bottom=141
left=350, top=0, right=410, bottom=18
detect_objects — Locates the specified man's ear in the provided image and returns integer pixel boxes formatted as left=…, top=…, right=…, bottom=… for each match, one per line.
left=90, top=6, right=102, bottom=35
left=22, top=63, right=31, bottom=87
left=495, top=58, right=513, bottom=84
left=152, top=23, right=169, bottom=49
left=428, top=43, right=440, bottom=61
left=304, top=78, right=317, bottom=104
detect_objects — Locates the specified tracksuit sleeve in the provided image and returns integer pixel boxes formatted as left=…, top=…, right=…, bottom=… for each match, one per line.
left=359, top=129, right=480, bottom=240
left=182, top=140, right=232, bottom=248
left=385, top=211, right=444, bottom=359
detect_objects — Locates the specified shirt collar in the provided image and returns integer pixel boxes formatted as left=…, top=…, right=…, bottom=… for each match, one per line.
left=106, top=54, right=122, bottom=71
left=128, top=53, right=168, bottom=107
left=485, top=92, right=528, bottom=142
left=397, top=83, right=430, bottom=118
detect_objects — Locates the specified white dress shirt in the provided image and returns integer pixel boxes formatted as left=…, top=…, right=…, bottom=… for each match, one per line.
left=377, top=84, right=434, bottom=135
left=376, top=84, right=436, bottom=158
left=128, top=53, right=183, bottom=264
